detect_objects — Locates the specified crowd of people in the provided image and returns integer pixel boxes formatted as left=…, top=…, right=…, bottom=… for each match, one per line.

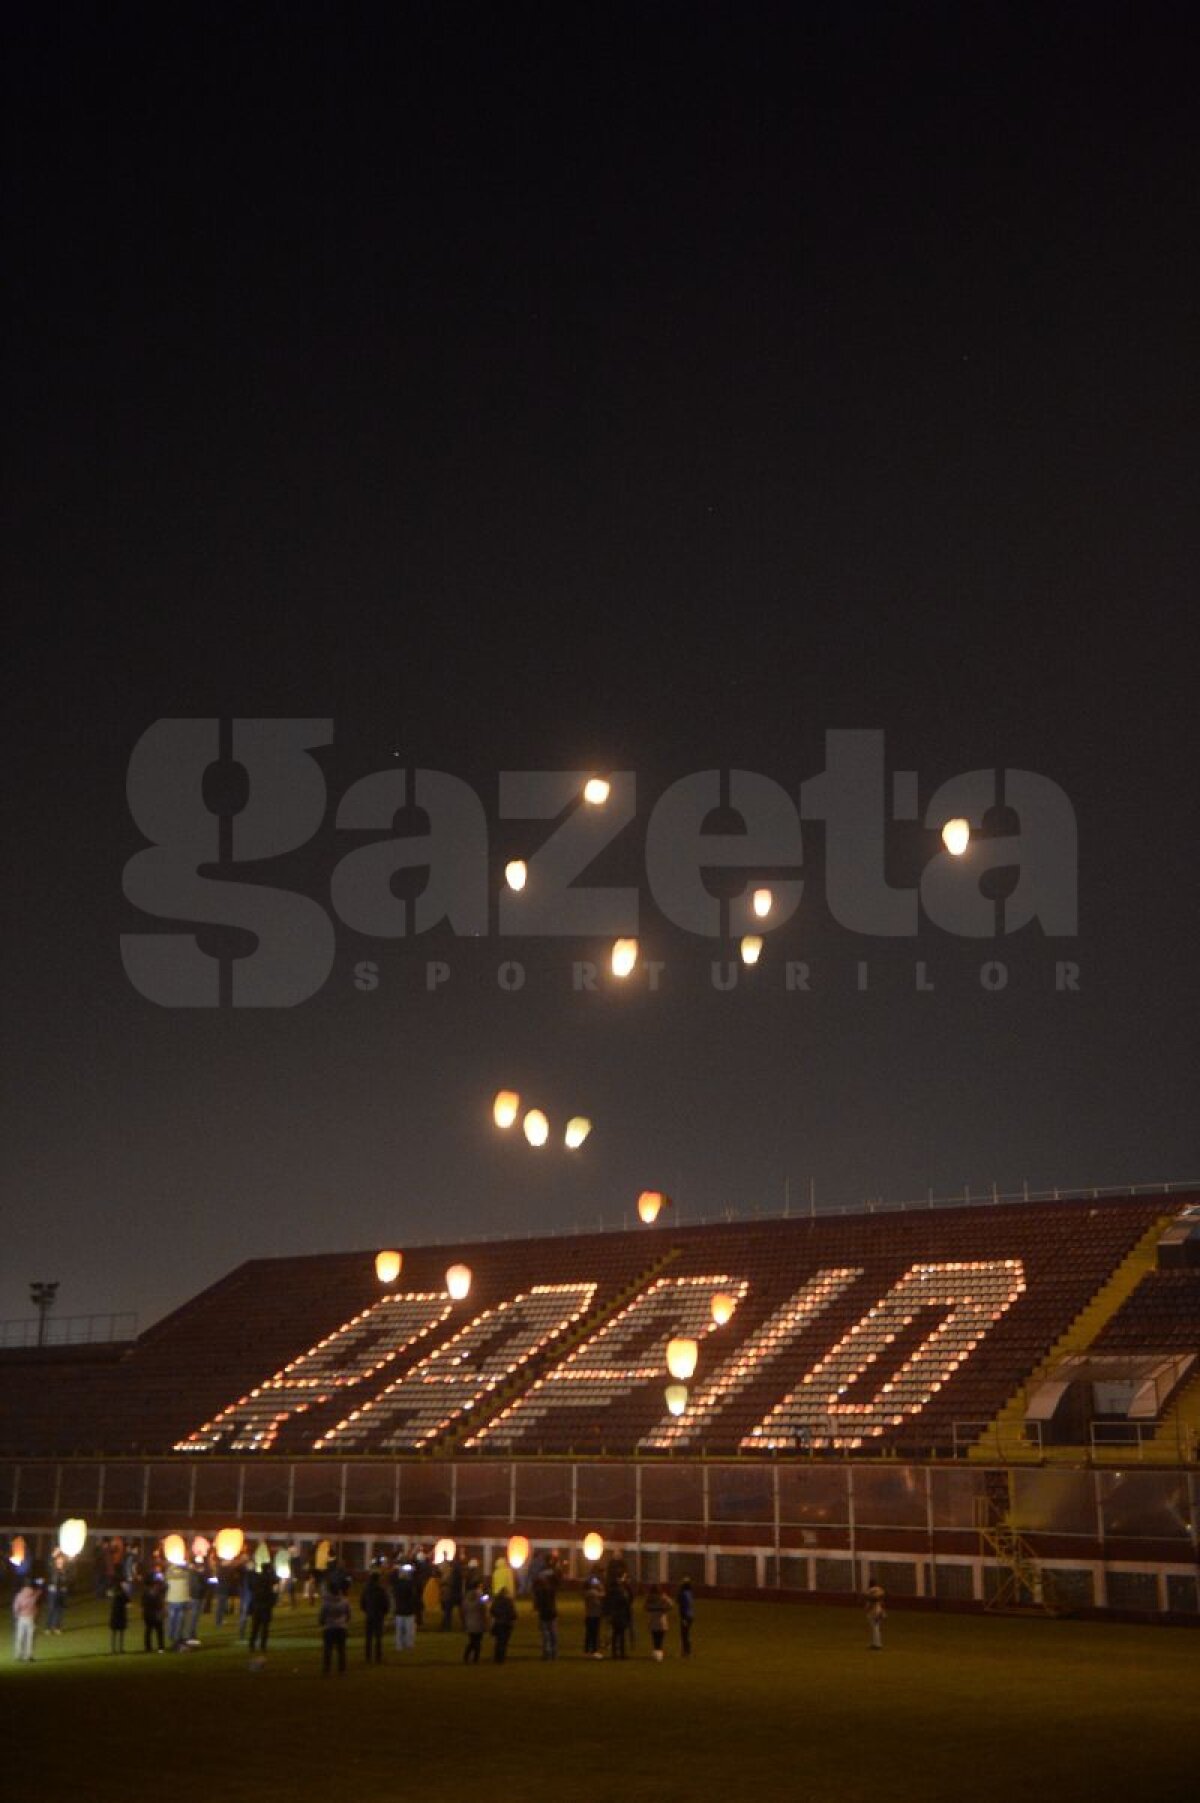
left=7, top=1535, right=700, bottom=1669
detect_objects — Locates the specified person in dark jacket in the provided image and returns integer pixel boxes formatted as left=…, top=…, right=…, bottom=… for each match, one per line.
left=462, top=1581, right=487, bottom=1663
left=141, top=1575, right=165, bottom=1653
left=583, top=1573, right=604, bottom=1657
left=360, top=1569, right=388, bottom=1663
left=248, top=1562, right=279, bottom=1655
left=607, top=1576, right=632, bottom=1660
left=389, top=1561, right=418, bottom=1652
left=319, top=1585, right=351, bottom=1675
left=532, top=1555, right=560, bottom=1660
left=45, top=1553, right=69, bottom=1634
left=489, top=1587, right=516, bottom=1663
left=677, top=1577, right=695, bottom=1657
left=108, top=1583, right=129, bottom=1654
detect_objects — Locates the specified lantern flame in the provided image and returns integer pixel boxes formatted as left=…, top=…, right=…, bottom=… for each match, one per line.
left=740, top=934, right=763, bottom=965
left=710, top=1292, right=735, bottom=1326
left=506, top=1534, right=531, bottom=1570
left=583, top=777, right=611, bottom=805
left=523, top=1108, right=550, bottom=1147
left=665, top=1383, right=688, bottom=1417
left=581, top=1531, right=604, bottom=1562
left=941, top=818, right=970, bottom=857
left=433, top=1537, right=456, bottom=1564
left=446, top=1263, right=472, bottom=1301
left=215, top=1527, right=244, bottom=1562
left=493, top=1090, right=520, bottom=1129
left=505, top=859, right=528, bottom=891
left=637, top=1189, right=668, bottom=1224
left=666, top=1336, right=699, bottom=1380
left=58, top=1519, right=87, bottom=1560
left=564, top=1116, right=592, bottom=1149
left=752, top=887, right=773, bottom=919
left=611, top=937, right=639, bottom=978
left=375, top=1249, right=402, bottom=1284
left=9, top=1535, right=27, bottom=1567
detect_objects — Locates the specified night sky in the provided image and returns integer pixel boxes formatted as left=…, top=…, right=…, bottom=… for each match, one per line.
left=3, top=3, right=1197, bottom=1335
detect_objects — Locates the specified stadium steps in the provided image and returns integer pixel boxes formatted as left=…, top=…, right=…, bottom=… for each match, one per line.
left=430, top=1247, right=684, bottom=1455
left=976, top=1477, right=1062, bottom=1613
left=969, top=1211, right=1176, bottom=1463
left=1143, top=1367, right=1200, bottom=1463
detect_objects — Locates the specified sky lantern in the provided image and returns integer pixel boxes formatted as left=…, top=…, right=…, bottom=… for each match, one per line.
left=583, top=777, right=611, bottom=805
left=446, top=1263, right=472, bottom=1301
left=941, top=817, right=970, bottom=856
left=163, top=1534, right=187, bottom=1567
left=274, top=1548, right=292, bottom=1580
left=611, top=937, right=639, bottom=978
left=637, top=1189, right=670, bottom=1224
left=523, top=1108, right=550, bottom=1147
left=581, top=1531, right=604, bottom=1563
left=710, top=1292, right=735, bottom=1326
left=191, top=1534, right=211, bottom=1559
left=58, top=1519, right=87, bottom=1559
left=375, top=1249, right=402, bottom=1284
left=752, top=887, right=773, bottom=919
left=506, top=1534, right=531, bottom=1570
left=505, top=858, right=528, bottom=891
left=433, top=1537, right=456, bottom=1565
left=253, top=1539, right=272, bottom=1569
left=9, top=1535, right=27, bottom=1567
left=215, top=1527, right=244, bottom=1562
left=492, top=1089, right=520, bottom=1129
left=564, top=1116, right=592, bottom=1149
left=740, top=934, right=763, bottom=965
left=665, top=1384, right=688, bottom=1417
left=666, top=1336, right=699, bottom=1380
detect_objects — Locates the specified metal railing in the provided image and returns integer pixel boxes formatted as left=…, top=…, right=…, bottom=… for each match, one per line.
left=0, top=1312, right=137, bottom=1350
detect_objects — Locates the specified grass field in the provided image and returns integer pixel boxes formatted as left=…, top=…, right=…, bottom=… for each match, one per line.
left=5, top=1593, right=1195, bottom=1803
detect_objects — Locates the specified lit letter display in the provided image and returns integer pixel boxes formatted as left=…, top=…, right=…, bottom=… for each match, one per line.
left=741, top=1259, right=1025, bottom=1449
left=467, top=1275, right=748, bottom=1448
left=315, top=1284, right=598, bottom=1452
left=177, top=1291, right=453, bottom=1452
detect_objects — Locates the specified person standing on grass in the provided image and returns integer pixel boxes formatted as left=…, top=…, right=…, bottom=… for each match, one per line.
left=533, top=1552, right=560, bottom=1660
left=45, top=1552, right=69, bottom=1635
left=142, top=1574, right=165, bottom=1653
left=462, top=1581, right=487, bottom=1663
left=583, top=1573, right=604, bottom=1658
left=390, top=1559, right=419, bottom=1651
left=165, top=1560, right=190, bottom=1650
left=360, top=1567, right=388, bottom=1664
left=864, top=1580, right=886, bottom=1650
left=489, top=1587, right=516, bottom=1663
left=644, top=1584, right=672, bottom=1661
left=319, top=1584, right=351, bottom=1676
left=677, top=1578, right=694, bottom=1657
left=248, top=1559, right=279, bottom=1656
left=12, top=1579, right=40, bottom=1662
left=109, top=1582, right=129, bottom=1654
left=608, top=1575, right=632, bottom=1660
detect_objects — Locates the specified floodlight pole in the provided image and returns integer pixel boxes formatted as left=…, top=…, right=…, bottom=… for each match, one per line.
left=30, top=1281, right=59, bottom=1347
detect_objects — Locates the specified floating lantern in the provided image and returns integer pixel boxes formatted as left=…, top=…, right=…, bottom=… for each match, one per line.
left=274, top=1548, right=291, bottom=1580
left=433, top=1537, right=456, bottom=1565
left=375, top=1249, right=403, bottom=1284
left=665, top=1384, right=688, bottom=1417
left=58, top=1519, right=87, bottom=1559
left=9, top=1535, right=27, bottom=1567
left=740, top=934, right=763, bottom=965
left=710, top=1292, right=735, bottom=1326
left=564, top=1116, right=592, bottom=1149
left=191, top=1535, right=211, bottom=1559
left=581, top=1531, right=604, bottom=1563
left=752, top=887, right=773, bottom=919
left=215, top=1527, right=244, bottom=1562
left=637, top=1189, right=670, bottom=1225
left=523, top=1108, right=549, bottom=1148
left=666, top=1336, right=699, bottom=1380
left=446, top=1263, right=472, bottom=1301
left=493, top=1090, right=520, bottom=1130
left=505, top=859, right=528, bottom=892
left=253, top=1539, right=272, bottom=1569
left=163, top=1534, right=187, bottom=1567
left=583, top=777, right=611, bottom=806
left=506, top=1534, right=531, bottom=1570
left=941, top=818, right=970, bottom=857
left=611, top=937, right=639, bottom=978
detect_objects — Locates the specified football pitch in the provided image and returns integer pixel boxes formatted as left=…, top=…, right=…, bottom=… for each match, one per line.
left=6, top=1594, right=1194, bottom=1803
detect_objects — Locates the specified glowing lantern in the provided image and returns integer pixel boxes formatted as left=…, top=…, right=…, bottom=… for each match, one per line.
left=191, top=1535, right=211, bottom=1559
left=253, top=1540, right=271, bottom=1569
left=637, top=1189, right=670, bottom=1225
left=163, top=1534, right=187, bottom=1567
left=433, top=1537, right=456, bottom=1565
left=752, top=887, right=773, bottom=919
left=564, top=1116, right=592, bottom=1149
left=740, top=934, right=763, bottom=965
left=665, top=1384, right=688, bottom=1417
left=446, top=1263, right=472, bottom=1301
left=941, top=818, right=970, bottom=857
left=375, top=1249, right=403, bottom=1284
left=581, top=1531, right=604, bottom=1563
left=274, top=1549, right=291, bottom=1580
left=492, top=1090, right=520, bottom=1130
left=215, top=1528, right=244, bottom=1562
left=611, top=938, right=639, bottom=978
left=666, top=1336, right=698, bottom=1380
left=710, top=1292, right=735, bottom=1326
left=523, top=1108, right=550, bottom=1147
left=9, top=1535, right=27, bottom=1567
left=58, top=1519, right=87, bottom=1559
left=507, top=1534, right=531, bottom=1570
left=583, top=777, right=611, bottom=805
left=505, top=859, right=528, bottom=892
